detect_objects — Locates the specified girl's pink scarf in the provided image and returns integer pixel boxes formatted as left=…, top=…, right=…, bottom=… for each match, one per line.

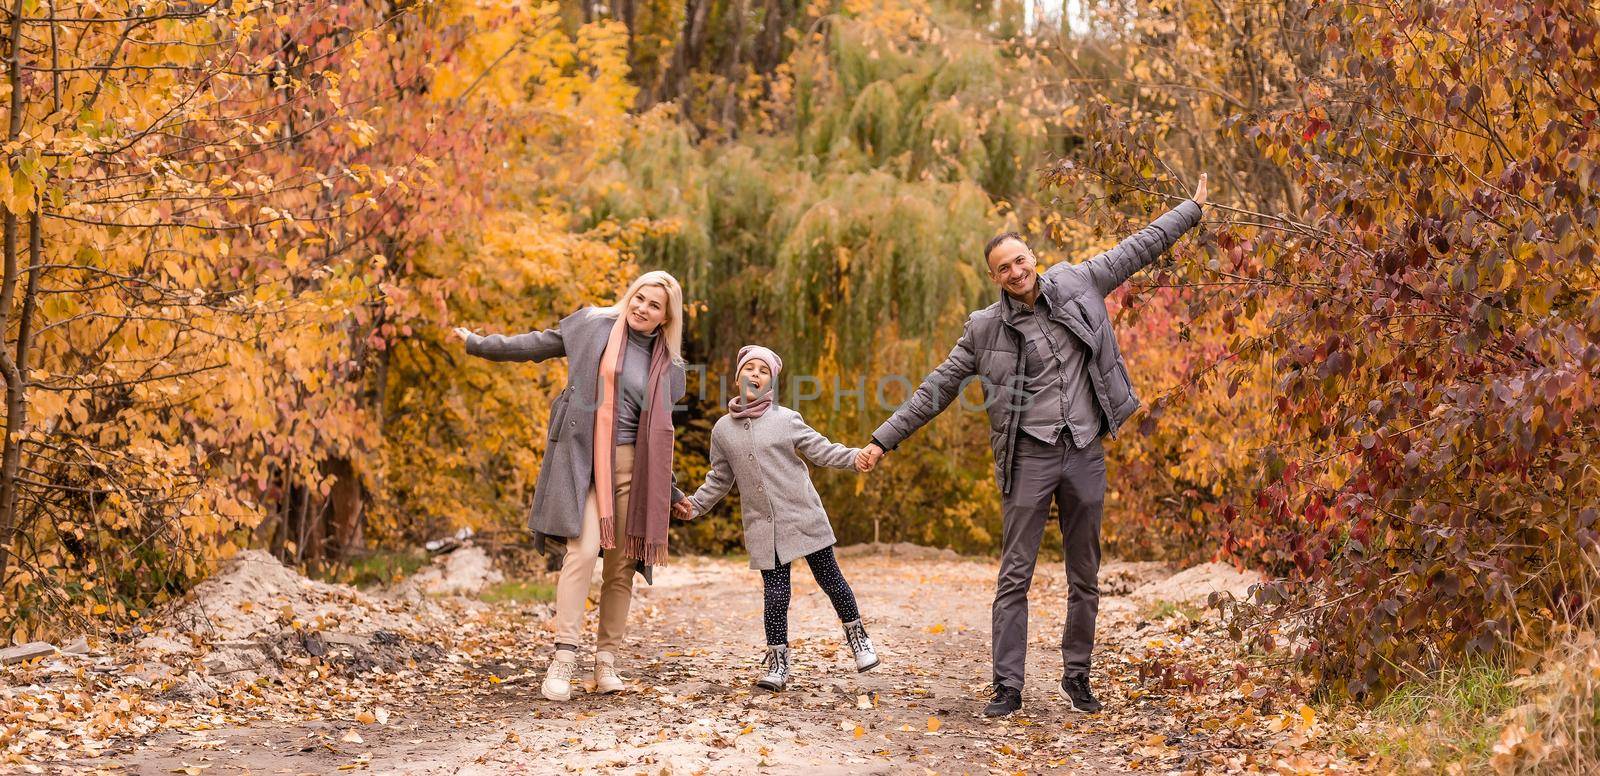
left=727, top=392, right=772, bottom=419
left=592, top=315, right=673, bottom=565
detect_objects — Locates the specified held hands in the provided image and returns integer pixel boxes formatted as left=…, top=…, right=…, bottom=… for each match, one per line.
left=451, top=326, right=475, bottom=343
left=671, top=499, right=695, bottom=521
left=854, top=442, right=884, bottom=473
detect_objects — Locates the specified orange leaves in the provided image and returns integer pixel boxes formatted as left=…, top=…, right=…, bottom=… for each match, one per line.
left=0, top=0, right=530, bottom=642
left=1034, top=0, right=1600, bottom=703
left=1, top=163, right=37, bottom=216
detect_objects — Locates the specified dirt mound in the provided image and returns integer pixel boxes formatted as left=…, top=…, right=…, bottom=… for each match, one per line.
left=143, top=550, right=453, bottom=687
left=1129, top=561, right=1264, bottom=606
left=169, top=550, right=433, bottom=642
left=390, top=544, right=504, bottom=599
left=1099, top=560, right=1173, bottom=596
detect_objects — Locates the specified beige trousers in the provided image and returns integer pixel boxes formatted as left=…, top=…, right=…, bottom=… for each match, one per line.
left=553, top=444, right=637, bottom=652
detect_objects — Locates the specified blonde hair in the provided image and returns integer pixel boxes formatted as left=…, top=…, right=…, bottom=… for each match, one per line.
left=601, top=270, right=686, bottom=365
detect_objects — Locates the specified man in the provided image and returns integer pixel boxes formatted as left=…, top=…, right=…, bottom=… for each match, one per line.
left=856, top=176, right=1207, bottom=716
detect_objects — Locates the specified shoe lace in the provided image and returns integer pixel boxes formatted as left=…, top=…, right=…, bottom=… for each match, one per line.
left=845, top=622, right=871, bottom=654
left=597, top=661, right=619, bottom=681
left=762, top=649, right=787, bottom=674
left=550, top=659, right=575, bottom=682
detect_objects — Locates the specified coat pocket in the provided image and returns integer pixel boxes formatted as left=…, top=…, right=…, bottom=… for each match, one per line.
left=1073, top=299, right=1101, bottom=331
left=977, top=348, right=1018, bottom=387
left=1114, top=361, right=1135, bottom=401
left=548, top=389, right=572, bottom=442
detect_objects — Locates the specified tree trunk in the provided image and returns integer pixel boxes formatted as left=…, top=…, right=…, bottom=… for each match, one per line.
left=0, top=0, right=30, bottom=582
left=721, top=0, right=750, bottom=126
left=325, top=457, right=365, bottom=558
left=753, top=0, right=793, bottom=75
left=269, top=464, right=290, bottom=558
left=618, top=0, right=637, bottom=65
left=662, top=0, right=713, bottom=103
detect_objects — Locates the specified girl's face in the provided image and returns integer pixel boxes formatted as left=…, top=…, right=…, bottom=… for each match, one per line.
left=738, top=359, right=772, bottom=400
left=627, top=285, right=669, bottom=333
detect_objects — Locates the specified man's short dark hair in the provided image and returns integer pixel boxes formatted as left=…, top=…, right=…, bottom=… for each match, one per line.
left=983, top=231, right=1027, bottom=266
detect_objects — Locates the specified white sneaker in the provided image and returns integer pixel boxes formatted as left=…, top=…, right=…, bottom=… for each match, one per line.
left=594, top=651, right=624, bottom=694
left=541, top=649, right=577, bottom=701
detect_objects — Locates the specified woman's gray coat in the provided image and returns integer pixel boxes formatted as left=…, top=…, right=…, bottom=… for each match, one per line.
left=686, top=405, right=860, bottom=570
left=466, top=307, right=686, bottom=561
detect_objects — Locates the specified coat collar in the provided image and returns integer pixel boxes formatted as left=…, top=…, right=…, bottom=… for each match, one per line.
left=998, top=273, right=1099, bottom=345
left=992, top=275, right=1068, bottom=326
left=998, top=273, right=1055, bottom=327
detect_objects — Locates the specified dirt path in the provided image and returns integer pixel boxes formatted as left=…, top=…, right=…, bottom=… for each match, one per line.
left=54, top=553, right=1326, bottom=775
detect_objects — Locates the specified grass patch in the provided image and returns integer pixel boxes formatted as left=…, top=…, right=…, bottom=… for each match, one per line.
left=315, top=549, right=430, bottom=588
left=1142, top=599, right=1203, bottom=621
left=480, top=579, right=556, bottom=604
left=1339, top=660, right=1521, bottom=773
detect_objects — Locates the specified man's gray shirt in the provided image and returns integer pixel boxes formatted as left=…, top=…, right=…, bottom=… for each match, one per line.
left=1003, top=291, right=1103, bottom=448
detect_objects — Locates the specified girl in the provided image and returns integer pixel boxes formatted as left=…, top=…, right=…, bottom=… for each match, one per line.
left=454, top=270, right=688, bottom=702
left=675, top=345, right=881, bottom=691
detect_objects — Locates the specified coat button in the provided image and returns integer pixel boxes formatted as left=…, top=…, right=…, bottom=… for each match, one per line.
left=748, top=454, right=755, bottom=460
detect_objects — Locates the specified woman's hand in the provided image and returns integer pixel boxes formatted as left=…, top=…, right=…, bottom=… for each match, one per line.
left=451, top=326, right=475, bottom=343
left=671, top=499, right=695, bottom=520
left=1192, top=173, right=1208, bottom=209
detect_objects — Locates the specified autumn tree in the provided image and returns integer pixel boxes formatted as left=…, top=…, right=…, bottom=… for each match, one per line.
left=0, top=0, right=494, bottom=639
left=1046, top=0, right=1600, bottom=694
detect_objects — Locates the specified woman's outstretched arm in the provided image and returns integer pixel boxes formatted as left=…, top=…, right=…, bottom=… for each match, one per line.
left=453, top=324, right=565, bottom=363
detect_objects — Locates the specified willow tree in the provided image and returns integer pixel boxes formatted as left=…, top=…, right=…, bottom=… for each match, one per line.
left=578, top=2, right=1098, bottom=553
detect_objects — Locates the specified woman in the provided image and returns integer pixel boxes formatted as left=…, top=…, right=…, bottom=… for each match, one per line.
left=453, top=270, right=687, bottom=702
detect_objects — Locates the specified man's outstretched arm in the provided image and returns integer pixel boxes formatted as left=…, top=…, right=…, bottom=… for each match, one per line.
left=1071, top=174, right=1209, bottom=296
left=865, top=317, right=980, bottom=458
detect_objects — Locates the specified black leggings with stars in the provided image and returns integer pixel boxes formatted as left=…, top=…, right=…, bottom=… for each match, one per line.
left=760, top=545, right=861, bottom=646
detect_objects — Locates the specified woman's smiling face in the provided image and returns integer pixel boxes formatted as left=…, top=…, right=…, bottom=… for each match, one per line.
left=738, top=359, right=772, bottom=400
left=627, top=285, right=668, bottom=333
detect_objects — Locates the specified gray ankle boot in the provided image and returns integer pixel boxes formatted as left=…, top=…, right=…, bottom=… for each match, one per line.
left=756, top=645, right=791, bottom=692
left=843, top=619, right=880, bottom=672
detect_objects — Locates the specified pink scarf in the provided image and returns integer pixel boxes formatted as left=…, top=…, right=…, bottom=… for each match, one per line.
left=592, top=315, right=674, bottom=565
left=727, top=393, right=772, bottom=419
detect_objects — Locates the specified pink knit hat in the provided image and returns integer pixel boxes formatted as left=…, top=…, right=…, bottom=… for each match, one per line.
left=735, top=345, right=783, bottom=381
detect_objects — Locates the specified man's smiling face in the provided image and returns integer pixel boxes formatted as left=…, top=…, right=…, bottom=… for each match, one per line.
left=986, top=237, right=1038, bottom=299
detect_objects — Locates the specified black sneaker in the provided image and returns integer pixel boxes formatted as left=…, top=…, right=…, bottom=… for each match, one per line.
left=982, top=685, right=1023, bottom=717
left=1058, top=675, right=1102, bottom=713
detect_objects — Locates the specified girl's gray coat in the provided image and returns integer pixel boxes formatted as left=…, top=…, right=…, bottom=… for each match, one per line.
left=466, top=307, right=686, bottom=561
left=686, top=406, right=860, bottom=570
